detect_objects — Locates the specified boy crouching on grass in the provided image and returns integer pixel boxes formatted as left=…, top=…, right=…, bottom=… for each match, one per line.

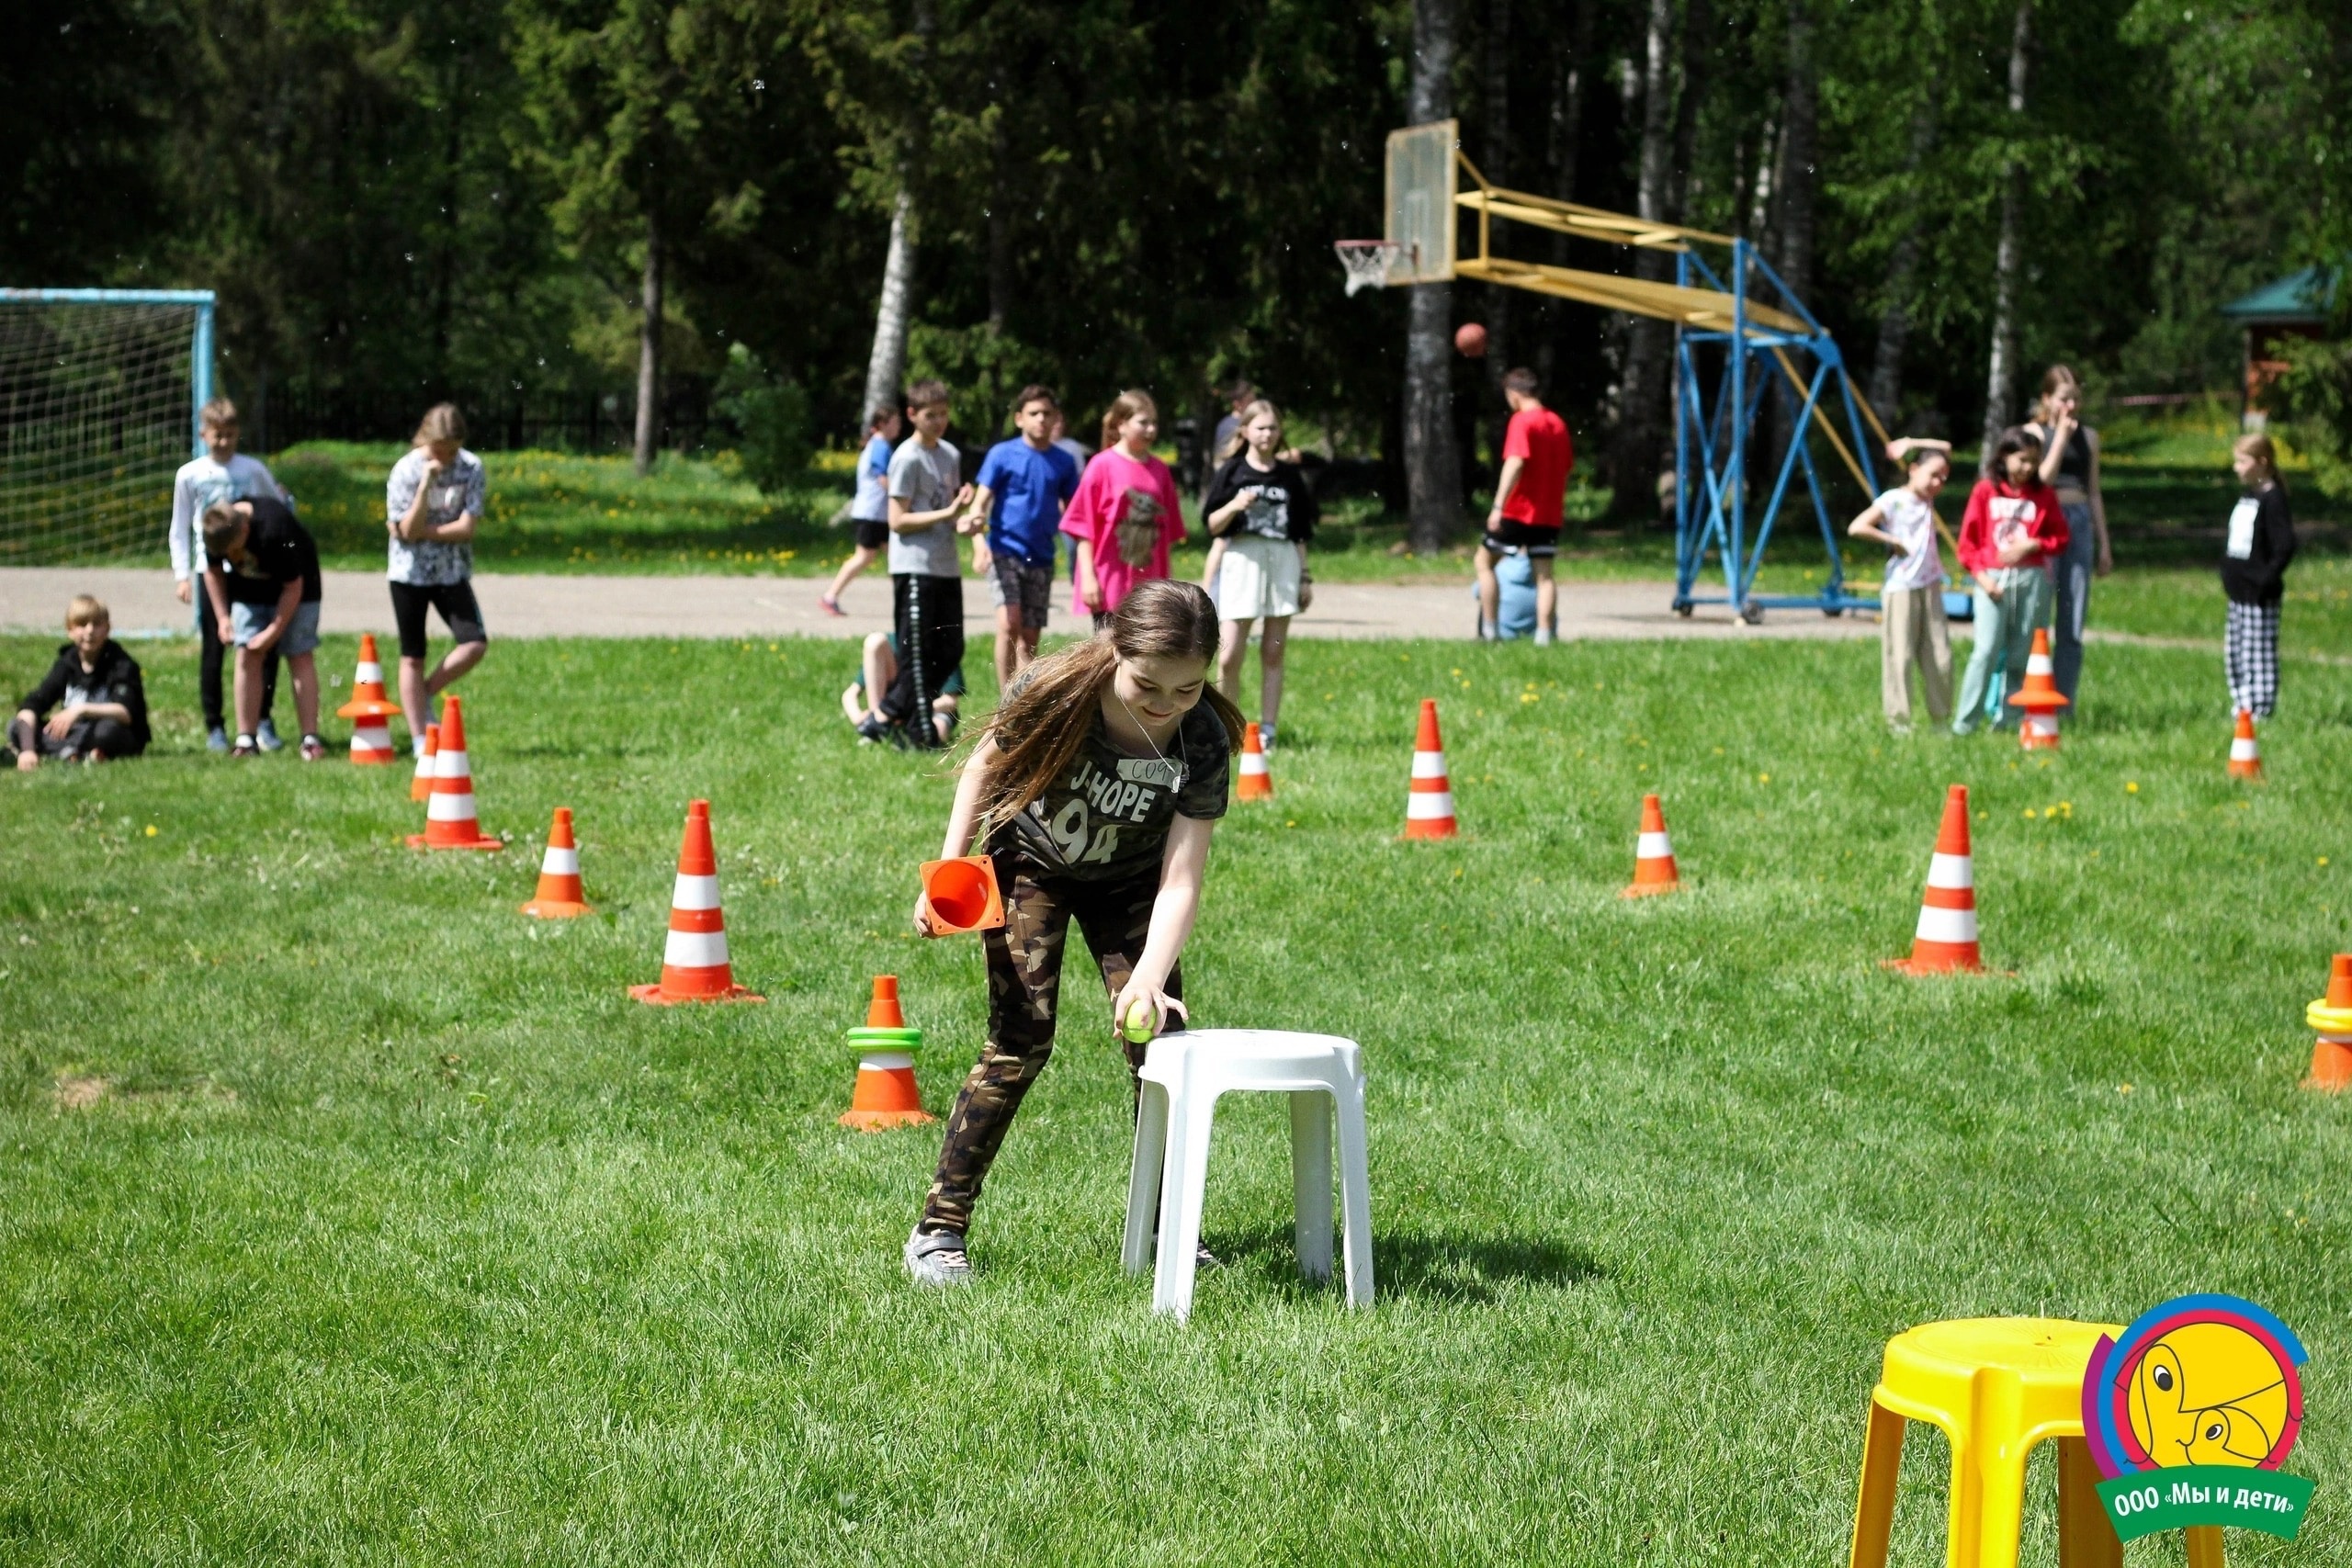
left=202, top=496, right=327, bottom=760
left=10, top=596, right=149, bottom=771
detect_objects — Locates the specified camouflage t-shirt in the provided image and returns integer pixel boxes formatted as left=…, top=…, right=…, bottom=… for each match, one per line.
left=1003, top=704, right=1230, bottom=882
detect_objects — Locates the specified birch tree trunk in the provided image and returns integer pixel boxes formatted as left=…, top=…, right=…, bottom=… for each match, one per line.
left=862, top=185, right=916, bottom=426
left=632, top=215, right=662, bottom=477
left=1981, top=0, right=2033, bottom=461
left=1404, top=0, right=1463, bottom=555
left=1611, top=0, right=1676, bottom=516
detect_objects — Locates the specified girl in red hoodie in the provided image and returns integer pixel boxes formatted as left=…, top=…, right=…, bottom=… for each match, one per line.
left=1952, top=426, right=2068, bottom=734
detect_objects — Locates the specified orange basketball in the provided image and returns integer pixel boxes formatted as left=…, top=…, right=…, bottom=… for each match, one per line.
left=1454, top=321, right=1488, bottom=358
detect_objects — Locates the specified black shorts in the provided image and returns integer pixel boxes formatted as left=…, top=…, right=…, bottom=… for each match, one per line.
left=389, top=580, right=488, bottom=660
left=854, top=517, right=889, bottom=552
left=1483, top=520, right=1561, bottom=558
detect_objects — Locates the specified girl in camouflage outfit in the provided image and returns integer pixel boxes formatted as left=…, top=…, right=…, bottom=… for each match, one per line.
left=906, top=581, right=1244, bottom=1286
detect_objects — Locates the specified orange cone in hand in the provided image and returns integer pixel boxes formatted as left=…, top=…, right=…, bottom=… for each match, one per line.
left=841, top=975, right=935, bottom=1130
left=2006, top=626, right=2070, bottom=750
left=2229, top=710, right=2264, bottom=780
left=520, top=807, right=593, bottom=919
left=630, top=799, right=762, bottom=1004
left=334, top=634, right=400, bottom=764
left=407, top=696, right=502, bottom=851
left=1403, top=699, right=1458, bottom=839
left=2303, top=954, right=2352, bottom=1093
left=1237, top=722, right=1273, bottom=800
left=1622, top=794, right=1681, bottom=897
left=1886, top=784, right=1983, bottom=975
left=409, top=723, right=440, bottom=801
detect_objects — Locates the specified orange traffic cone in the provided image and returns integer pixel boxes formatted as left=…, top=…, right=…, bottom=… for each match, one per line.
left=1237, top=722, right=1273, bottom=800
left=407, top=696, right=502, bottom=851
left=919, top=854, right=1005, bottom=933
left=2303, top=954, right=2352, bottom=1092
left=519, top=807, right=593, bottom=918
left=841, top=976, right=935, bottom=1130
left=1622, top=794, right=1681, bottom=897
left=2229, top=709, right=2264, bottom=780
left=629, top=799, right=762, bottom=1004
left=334, top=634, right=401, bottom=764
left=2006, top=626, right=2070, bottom=750
left=1403, top=699, right=1457, bottom=839
left=1886, top=784, right=1983, bottom=975
left=409, top=723, right=440, bottom=801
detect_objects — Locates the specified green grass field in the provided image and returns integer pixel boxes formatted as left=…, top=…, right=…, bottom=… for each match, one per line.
left=6, top=632, right=2350, bottom=1564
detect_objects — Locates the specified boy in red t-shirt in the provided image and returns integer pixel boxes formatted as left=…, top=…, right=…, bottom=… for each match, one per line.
left=1477, top=367, right=1574, bottom=644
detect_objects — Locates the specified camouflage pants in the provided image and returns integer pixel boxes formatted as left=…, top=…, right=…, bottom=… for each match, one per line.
left=919, top=845, right=1180, bottom=1237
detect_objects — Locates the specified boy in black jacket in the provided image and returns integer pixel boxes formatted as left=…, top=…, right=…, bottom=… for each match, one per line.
left=2222, top=433, right=2298, bottom=717
left=10, top=595, right=149, bottom=770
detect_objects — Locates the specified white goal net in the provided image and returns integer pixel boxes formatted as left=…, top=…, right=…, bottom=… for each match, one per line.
left=0, top=293, right=207, bottom=564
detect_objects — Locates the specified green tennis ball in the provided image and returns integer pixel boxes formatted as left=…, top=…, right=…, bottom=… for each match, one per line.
left=1121, top=998, right=1157, bottom=1043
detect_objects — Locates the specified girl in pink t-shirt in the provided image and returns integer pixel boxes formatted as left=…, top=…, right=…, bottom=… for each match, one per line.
left=1061, top=389, right=1186, bottom=625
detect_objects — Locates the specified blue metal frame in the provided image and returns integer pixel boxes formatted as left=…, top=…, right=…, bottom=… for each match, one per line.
left=1, top=288, right=217, bottom=458
left=1668, top=243, right=1880, bottom=622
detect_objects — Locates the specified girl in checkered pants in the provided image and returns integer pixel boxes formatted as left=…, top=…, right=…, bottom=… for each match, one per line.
left=2222, top=434, right=2297, bottom=718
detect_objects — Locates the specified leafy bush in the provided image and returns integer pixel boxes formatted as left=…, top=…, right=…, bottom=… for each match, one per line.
left=712, top=343, right=813, bottom=496
left=2273, top=335, right=2352, bottom=501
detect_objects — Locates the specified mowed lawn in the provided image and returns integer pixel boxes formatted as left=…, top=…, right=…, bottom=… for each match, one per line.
left=4, top=632, right=2349, bottom=1565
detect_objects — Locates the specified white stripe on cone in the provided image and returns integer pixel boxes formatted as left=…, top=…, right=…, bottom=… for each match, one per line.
left=435, top=748, right=470, bottom=776
left=540, top=845, right=580, bottom=874
left=1239, top=754, right=1269, bottom=776
left=2025, top=651, right=2053, bottom=675
left=1927, top=852, right=1974, bottom=890
left=1637, top=831, right=1673, bottom=858
left=662, top=929, right=731, bottom=968
left=856, top=1052, right=915, bottom=1071
left=356, top=662, right=383, bottom=683
left=427, top=792, right=479, bottom=821
left=1915, top=905, right=1980, bottom=944
left=350, top=723, right=392, bottom=754
left=2231, top=739, right=2259, bottom=761
left=1408, top=792, right=1456, bottom=819
left=670, top=873, right=721, bottom=910
left=1411, top=752, right=1449, bottom=779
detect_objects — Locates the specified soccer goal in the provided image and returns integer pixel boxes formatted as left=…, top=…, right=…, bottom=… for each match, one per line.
left=0, top=288, right=215, bottom=564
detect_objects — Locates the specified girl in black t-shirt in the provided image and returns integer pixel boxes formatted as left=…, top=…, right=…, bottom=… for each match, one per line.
left=2222, top=433, right=2297, bottom=717
left=1201, top=400, right=1317, bottom=752
left=904, top=581, right=1244, bottom=1287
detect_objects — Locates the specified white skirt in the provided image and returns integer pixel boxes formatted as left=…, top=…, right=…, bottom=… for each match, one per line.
left=1214, top=534, right=1302, bottom=620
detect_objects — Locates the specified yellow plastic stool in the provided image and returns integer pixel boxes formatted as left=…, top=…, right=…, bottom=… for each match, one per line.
left=1848, top=1317, right=2226, bottom=1568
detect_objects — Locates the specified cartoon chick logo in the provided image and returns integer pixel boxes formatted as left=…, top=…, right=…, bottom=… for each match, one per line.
left=2083, top=1293, right=2314, bottom=1541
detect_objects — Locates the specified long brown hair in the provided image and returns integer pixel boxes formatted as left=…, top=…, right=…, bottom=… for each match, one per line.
left=970, top=580, right=1243, bottom=832
left=1099, top=389, right=1158, bottom=453
left=1216, top=398, right=1279, bottom=463
left=2033, top=365, right=2081, bottom=425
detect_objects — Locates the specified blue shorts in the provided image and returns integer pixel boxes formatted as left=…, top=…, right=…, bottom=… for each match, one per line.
left=231, top=599, right=322, bottom=656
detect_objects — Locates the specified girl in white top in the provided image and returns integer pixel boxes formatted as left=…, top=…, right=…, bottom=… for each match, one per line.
left=1849, top=442, right=1955, bottom=732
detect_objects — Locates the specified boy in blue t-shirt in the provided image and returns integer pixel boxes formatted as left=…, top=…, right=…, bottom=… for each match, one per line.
left=964, top=385, right=1080, bottom=684
left=822, top=404, right=904, bottom=616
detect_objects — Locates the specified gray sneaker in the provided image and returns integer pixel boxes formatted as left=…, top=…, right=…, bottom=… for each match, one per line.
left=255, top=717, right=285, bottom=752
left=206, top=726, right=231, bottom=753
left=904, top=1228, right=974, bottom=1288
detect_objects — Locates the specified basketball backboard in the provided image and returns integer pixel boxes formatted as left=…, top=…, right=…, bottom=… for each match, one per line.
left=1385, top=120, right=1458, bottom=285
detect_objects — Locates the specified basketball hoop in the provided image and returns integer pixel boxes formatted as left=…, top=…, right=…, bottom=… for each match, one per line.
left=1334, top=240, right=1406, bottom=297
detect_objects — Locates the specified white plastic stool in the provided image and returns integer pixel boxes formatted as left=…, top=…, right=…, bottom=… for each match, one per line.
left=1122, top=1028, right=1373, bottom=1320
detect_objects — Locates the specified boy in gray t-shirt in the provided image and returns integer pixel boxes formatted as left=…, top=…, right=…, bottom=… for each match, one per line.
left=869, top=380, right=974, bottom=750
